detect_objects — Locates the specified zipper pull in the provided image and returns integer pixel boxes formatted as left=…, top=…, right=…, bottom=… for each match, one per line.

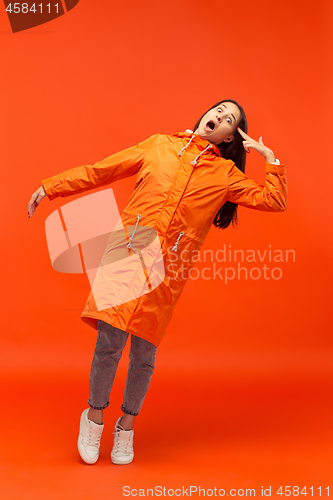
left=127, top=214, right=141, bottom=249
left=171, top=231, right=184, bottom=252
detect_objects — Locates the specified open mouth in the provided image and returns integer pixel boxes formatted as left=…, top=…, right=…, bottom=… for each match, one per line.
left=206, top=120, right=215, bottom=130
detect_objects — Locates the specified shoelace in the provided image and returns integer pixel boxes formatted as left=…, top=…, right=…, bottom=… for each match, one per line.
left=113, top=425, right=133, bottom=453
left=82, top=424, right=102, bottom=448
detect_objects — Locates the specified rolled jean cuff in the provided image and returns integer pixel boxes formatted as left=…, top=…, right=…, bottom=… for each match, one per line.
left=88, top=399, right=110, bottom=411
left=121, top=405, right=139, bottom=417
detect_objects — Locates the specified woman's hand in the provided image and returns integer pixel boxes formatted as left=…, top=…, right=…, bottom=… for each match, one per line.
left=28, top=185, right=47, bottom=218
left=237, top=127, right=275, bottom=163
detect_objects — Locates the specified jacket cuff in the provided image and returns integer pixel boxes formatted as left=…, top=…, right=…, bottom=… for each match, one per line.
left=266, top=162, right=286, bottom=173
left=41, top=177, right=57, bottom=201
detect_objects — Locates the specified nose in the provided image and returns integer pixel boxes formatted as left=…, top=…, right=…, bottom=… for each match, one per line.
left=216, top=111, right=225, bottom=122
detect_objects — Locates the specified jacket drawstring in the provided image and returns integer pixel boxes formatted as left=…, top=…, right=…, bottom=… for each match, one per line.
left=178, top=135, right=214, bottom=166
left=190, top=144, right=213, bottom=165
left=171, top=231, right=184, bottom=252
left=127, top=137, right=212, bottom=252
left=127, top=214, right=141, bottom=249
left=178, top=135, right=196, bottom=157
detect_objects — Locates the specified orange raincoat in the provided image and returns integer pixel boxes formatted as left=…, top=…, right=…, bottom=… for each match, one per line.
left=42, top=130, right=288, bottom=347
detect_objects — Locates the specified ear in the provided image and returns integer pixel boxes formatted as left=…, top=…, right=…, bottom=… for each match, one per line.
left=224, top=135, right=234, bottom=143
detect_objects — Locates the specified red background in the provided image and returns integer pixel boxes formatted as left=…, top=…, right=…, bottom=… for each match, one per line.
left=1, top=0, right=332, bottom=498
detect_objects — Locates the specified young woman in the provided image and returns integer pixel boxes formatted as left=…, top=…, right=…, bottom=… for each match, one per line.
left=28, top=99, right=288, bottom=465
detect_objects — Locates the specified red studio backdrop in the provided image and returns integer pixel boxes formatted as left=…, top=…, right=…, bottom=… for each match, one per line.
left=0, top=0, right=332, bottom=498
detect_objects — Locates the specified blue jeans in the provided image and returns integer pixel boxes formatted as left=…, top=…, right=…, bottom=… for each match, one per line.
left=88, top=319, right=157, bottom=416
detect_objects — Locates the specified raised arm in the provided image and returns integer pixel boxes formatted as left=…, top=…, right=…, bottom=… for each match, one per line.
left=227, top=129, right=288, bottom=211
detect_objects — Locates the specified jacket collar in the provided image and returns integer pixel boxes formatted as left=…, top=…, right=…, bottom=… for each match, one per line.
left=171, top=130, right=222, bottom=158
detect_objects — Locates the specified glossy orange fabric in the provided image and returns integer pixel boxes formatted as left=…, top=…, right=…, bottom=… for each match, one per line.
left=42, top=131, right=288, bottom=347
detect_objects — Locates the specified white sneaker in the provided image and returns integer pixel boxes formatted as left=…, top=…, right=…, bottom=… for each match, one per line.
left=77, top=408, right=104, bottom=464
left=111, top=417, right=134, bottom=465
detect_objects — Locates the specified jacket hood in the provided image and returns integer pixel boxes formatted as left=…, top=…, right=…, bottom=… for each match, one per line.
left=171, top=130, right=222, bottom=158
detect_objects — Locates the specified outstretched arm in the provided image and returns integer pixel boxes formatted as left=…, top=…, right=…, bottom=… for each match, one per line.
left=27, top=133, right=158, bottom=218
left=41, top=133, right=159, bottom=201
left=227, top=128, right=288, bottom=212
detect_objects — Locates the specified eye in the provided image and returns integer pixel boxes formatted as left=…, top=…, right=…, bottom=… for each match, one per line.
left=227, top=117, right=232, bottom=124
left=217, top=108, right=222, bottom=112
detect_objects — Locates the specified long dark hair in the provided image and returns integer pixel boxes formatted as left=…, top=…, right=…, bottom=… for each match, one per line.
left=192, top=99, right=248, bottom=229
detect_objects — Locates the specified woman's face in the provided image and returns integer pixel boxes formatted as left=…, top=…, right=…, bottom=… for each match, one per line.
left=194, top=101, right=241, bottom=145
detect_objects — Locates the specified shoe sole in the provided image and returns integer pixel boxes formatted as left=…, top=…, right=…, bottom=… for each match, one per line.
left=78, top=435, right=99, bottom=464
left=111, top=454, right=134, bottom=465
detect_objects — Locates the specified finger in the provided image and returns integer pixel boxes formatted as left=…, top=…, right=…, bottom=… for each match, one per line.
left=28, top=195, right=35, bottom=206
left=242, top=142, right=251, bottom=153
left=28, top=197, right=38, bottom=217
left=237, top=127, right=251, bottom=139
left=237, top=127, right=247, bottom=137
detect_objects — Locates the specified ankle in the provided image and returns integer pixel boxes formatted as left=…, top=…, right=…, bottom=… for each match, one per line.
left=88, top=408, right=104, bottom=425
left=119, top=415, right=135, bottom=431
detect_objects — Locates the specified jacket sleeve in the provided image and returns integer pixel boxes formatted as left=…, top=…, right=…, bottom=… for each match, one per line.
left=227, top=161, right=288, bottom=211
left=41, top=134, right=159, bottom=201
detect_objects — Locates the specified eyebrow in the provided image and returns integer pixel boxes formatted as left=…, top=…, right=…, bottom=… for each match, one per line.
left=222, top=104, right=237, bottom=123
